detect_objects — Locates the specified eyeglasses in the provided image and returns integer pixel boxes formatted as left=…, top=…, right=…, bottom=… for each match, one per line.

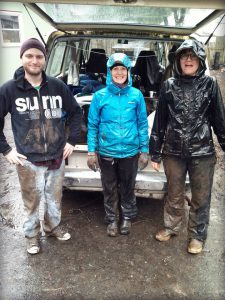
left=180, top=52, right=198, bottom=60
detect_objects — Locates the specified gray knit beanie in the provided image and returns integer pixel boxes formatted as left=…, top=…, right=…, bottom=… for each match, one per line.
left=20, top=38, right=46, bottom=58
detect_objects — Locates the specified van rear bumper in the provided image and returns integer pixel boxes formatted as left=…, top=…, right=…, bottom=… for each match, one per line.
left=64, top=168, right=169, bottom=198
left=64, top=147, right=189, bottom=199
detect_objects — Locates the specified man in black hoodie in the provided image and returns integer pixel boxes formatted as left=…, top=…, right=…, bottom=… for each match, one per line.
left=149, top=39, right=225, bottom=254
left=0, top=38, right=81, bottom=254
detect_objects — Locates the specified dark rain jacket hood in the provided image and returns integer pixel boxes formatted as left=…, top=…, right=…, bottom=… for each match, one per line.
left=174, top=39, right=206, bottom=77
left=149, top=40, right=225, bottom=162
left=0, top=67, right=81, bottom=162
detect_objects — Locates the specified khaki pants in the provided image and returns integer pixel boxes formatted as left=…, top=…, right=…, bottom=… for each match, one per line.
left=163, top=154, right=216, bottom=241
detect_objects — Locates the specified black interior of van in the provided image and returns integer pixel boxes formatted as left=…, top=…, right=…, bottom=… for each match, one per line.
left=47, top=38, right=181, bottom=144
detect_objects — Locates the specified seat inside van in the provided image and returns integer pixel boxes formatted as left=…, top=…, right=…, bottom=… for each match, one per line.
left=85, top=48, right=108, bottom=75
left=133, top=50, right=164, bottom=97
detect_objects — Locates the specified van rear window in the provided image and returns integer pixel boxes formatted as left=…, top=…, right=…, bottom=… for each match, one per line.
left=37, top=3, right=213, bottom=29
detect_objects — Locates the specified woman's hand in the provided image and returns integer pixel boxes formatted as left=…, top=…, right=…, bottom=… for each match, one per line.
left=151, top=161, right=160, bottom=172
left=87, top=153, right=99, bottom=172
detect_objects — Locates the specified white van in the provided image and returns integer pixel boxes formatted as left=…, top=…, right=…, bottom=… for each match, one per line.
left=23, top=1, right=225, bottom=198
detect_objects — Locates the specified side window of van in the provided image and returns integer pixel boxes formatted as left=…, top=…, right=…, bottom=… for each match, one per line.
left=46, top=41, right=67, bottom=77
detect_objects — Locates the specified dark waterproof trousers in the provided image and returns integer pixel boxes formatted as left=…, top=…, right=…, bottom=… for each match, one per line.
left=98, top=154, right=138, bottom=223
left=163, top=154, right=216, bottom=241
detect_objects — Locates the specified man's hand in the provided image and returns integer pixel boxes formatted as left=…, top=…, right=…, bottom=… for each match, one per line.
left=5, top=148, right=27, bottom=166
left=63, top=143, right=74, bottom=159
left=138, top=153, right=149, bottom=171
left=151, top=161, right=160, bottom=172
left=87, top=153, right=99, bottom=172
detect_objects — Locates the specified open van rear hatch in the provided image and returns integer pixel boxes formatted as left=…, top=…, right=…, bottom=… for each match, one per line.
left=17, top=1, right=225, bottom=37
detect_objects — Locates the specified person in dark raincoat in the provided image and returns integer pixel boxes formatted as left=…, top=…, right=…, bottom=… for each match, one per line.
left=149, top=39, right=225, bottom=254
left=87, top=53, right=149, bottom=237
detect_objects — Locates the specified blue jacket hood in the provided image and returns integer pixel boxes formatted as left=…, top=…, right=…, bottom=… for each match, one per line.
left=106, top=53, right=132, bottom=90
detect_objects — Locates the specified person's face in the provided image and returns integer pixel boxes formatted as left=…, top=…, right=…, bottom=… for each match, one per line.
left=21, top=48, right=45, bottom=76
left=111, top=65, right=128, bottom=84
left=180, top=50, right=200, bottom=76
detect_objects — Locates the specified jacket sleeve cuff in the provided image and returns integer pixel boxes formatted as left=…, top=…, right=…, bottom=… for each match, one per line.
left=3, top=147, right=12, bottom=156
left=67, top=137, right=76, bottom=147
left=150, top=154, right=162, bottom=163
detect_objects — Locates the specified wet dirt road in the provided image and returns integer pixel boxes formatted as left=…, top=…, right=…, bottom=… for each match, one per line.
left=0, top=70, right=225, bottom=300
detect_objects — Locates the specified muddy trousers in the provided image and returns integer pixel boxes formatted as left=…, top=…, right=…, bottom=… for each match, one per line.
left=163, top=155, right=216, bottom=241
left=16, top=159, right=65, bottom=238
left=98, top=154, right=138, bottom=223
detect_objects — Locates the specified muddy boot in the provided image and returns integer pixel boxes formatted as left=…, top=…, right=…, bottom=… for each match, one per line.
left=120, top=219, right=131, bottom=235
left=188, top=239, right=203, bottom=254
left=49, top=226, right=71, bottom=241
left=107, top=221, right=118, bottom=237
left=155, top=228, right=175, bottom=242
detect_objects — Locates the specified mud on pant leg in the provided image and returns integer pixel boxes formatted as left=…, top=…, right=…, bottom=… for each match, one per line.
left=98, top=156, right=119, bottom=223
left=43, top=160, right=65, bottom=232
left=17, top=160, right=46, bottom=238
left=17, top=160, right=65, bottom=237
left=163, top=156, right=187, bottom=234
left=187, top=155, right=216, bottom=242
left=117, top=155, right=138, bottom=220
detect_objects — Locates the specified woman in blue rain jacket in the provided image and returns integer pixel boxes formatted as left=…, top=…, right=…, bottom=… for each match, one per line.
left=87, top=53, right=149, bottom=236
